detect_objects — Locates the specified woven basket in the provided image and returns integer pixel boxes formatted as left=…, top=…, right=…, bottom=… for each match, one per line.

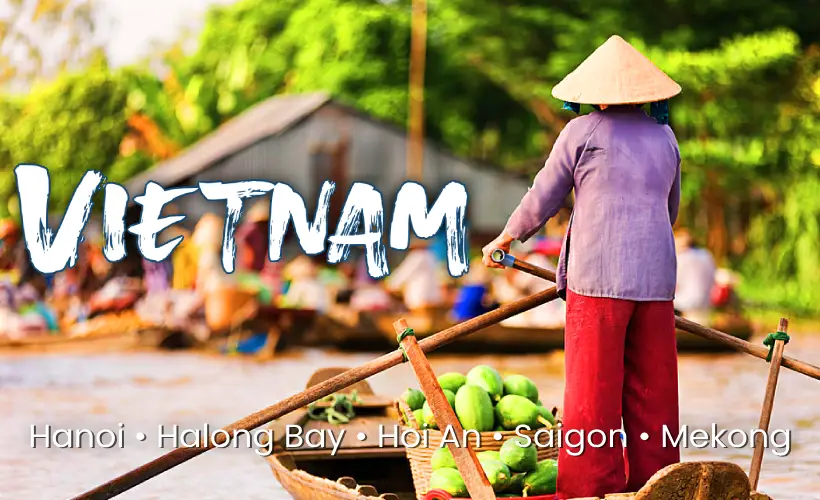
left=396, top=399, right=560, bottom=500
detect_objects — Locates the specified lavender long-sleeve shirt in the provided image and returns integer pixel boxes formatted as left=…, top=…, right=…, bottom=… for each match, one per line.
left=504, top=106, right=681, bottom=301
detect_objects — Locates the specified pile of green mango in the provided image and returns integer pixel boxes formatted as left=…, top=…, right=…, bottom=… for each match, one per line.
left=428, top=437, right=558, bottom=496
left=400, top=365, right=556, bottom=432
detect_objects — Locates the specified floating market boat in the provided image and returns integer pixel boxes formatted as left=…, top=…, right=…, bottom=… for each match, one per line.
left=0, top=310, right=146, bottom=353
left=136, top=305, right=319, bottom=354
left=322, top=305, right=752, bottom=353
left=266, top=367, right=414, bottom=499
left=676, top=312, right=754, bottom=350
left=266, top=369, right=772, bottom=500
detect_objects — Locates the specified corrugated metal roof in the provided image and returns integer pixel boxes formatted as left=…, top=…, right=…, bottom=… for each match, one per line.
left=125, top=92, right=332, bottom=192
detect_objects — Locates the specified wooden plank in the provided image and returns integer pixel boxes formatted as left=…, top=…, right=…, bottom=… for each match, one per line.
left=394, top=318, right=495, bottom=500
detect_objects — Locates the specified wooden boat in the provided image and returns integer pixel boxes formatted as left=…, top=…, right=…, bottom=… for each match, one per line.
left=321, top=306, right=565, bottom=353
left=266, top=367, right=415, bottom=499
left=266, top=369, right=773, bottom=500
left=676, top=312, right=754, bottom=351
left=322, top=305, right=753, bottom=353
left=137, top=305, right=319, bottom=354
left=0, top=310, right=145, bottom=353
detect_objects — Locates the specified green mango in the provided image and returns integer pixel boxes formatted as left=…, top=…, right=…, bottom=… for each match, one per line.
left=438, top=372, right=467, bottom=393
left=477, top=450, right=501, bottom=462
left=454, top=384, right=495, bottom=432
left=412, top=409, right=425, bottom=428
left=522, top=459, right=558, bottom=496
left=430, top=446, right=456, bottom=470
left=502, top=374, right=539, bottom=403
left=535, top=405, right=556, bottom=427
left=422, top=401, right=437, bottom=429
left=429, top=468, right=467, bottom=497
left=422, top=389, right=455, bottom=429
left=402, top=388, right=426, bottom=411
left=500, top=436, right=538, bottom=473
left=466, top=365, right=504, bottom=401
left=479, top=458, right=511, bottom=492
left=505, top=473, right=526, bottom=494
left=495, top=394, right=540, bottom=430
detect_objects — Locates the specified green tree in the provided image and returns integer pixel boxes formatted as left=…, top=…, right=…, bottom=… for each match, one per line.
left=0, top=62, right=132, bottom=217
left=0, top=0, right=105, bottom=90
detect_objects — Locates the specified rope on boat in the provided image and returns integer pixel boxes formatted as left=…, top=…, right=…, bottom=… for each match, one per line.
left=306, top=391, right=362, bottom=424
left=396, top=327, right=416, bottom=362
left=763, top=331, right=790, bottom=362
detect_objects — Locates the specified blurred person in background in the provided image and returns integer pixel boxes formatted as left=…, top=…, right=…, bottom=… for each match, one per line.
left=0, top=218, right=22, bottom=284
left=711, top=267, right=741, bottom=312
left=333, top=260, right=359, bottom=304
left=386, top=237, right=445, bottom=311
left=236, top=200, right=270, bottom=273
left=281, top=255, right=329, bottom=312
left=482, top=36, right=683, bottom=498
left=192, top=212, right=229, bottom=293
left=450, top=256, right=496, bottom=321
left=349, top=257, right=392, bottom=311
left=171, top=227, right=197, bottom=290
left=674, top=229, right=716, bottom=325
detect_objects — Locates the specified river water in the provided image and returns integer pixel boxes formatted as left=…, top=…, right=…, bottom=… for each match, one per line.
left=1, top=332, right=819, bottom=500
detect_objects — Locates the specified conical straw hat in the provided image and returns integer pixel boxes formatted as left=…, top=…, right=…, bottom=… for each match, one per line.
left=551, top=35, right=681, bottom=105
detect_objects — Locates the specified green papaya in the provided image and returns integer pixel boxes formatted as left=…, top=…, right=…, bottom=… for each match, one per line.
left=535, top=405, right=556, bottom=427
left=477, top=450, right=501, bottom=462
left=402, top=388, right=426, bottom=411
left=422, top=389, right=456, bottom=429
left=454, top=385, right=495, bottom=432
left=502, top=374, right=539, bottom=403
left=429, top=468, right=467, bottom=497
left=495, top=394, right=540, bottom=430
left=466, top=365, right=504, bottom=401
left=499, top=436, right=538, bottom=472
left=430, top=446, right=456, bottom=470
left=479, top=458, right=511, bottom=492
left=505, top=472, right=526, bottom=494
left=522, top=459, right=558, bottom=496
left=438, top=372, right=467, bottom=393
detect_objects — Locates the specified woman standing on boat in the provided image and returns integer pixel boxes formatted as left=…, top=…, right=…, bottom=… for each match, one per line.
left=483, top=35, right=682, bottom=498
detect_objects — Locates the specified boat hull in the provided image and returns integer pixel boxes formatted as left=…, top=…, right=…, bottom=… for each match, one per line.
left=321, top=306, right=754, bottom=353
left=268, top=451, right=415, bottom=500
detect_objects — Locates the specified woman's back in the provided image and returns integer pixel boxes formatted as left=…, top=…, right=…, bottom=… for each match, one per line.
left=567, top=107, right=680, bottom=300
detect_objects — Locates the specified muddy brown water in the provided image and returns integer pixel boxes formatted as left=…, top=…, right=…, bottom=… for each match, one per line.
left=0, top=333, right=818, bottom=499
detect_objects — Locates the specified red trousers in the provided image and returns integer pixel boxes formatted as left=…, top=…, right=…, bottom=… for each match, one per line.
left=557, top=290, right=680, bottom=499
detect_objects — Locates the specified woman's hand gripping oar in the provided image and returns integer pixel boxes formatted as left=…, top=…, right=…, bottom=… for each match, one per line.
left=70, top=281, right=561, bottom=499
left=490, top=249, right=820, bottom=382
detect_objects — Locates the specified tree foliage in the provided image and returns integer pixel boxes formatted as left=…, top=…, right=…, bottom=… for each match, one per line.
left=1, top=0, right=820, bottom=311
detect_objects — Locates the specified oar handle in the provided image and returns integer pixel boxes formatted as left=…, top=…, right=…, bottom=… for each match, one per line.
left=490, top=248, right=516, bottom=267
left=491, top=248, right=557, bottom=282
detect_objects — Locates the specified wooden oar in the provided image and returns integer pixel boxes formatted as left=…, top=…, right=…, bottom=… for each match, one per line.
left=749, top=317, right=789, bottom=490
left=71, top=286, right=560, bottom=500
left=490, top=249, right=820, bottom=382
left=394, top=318, right=495, bottom=500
